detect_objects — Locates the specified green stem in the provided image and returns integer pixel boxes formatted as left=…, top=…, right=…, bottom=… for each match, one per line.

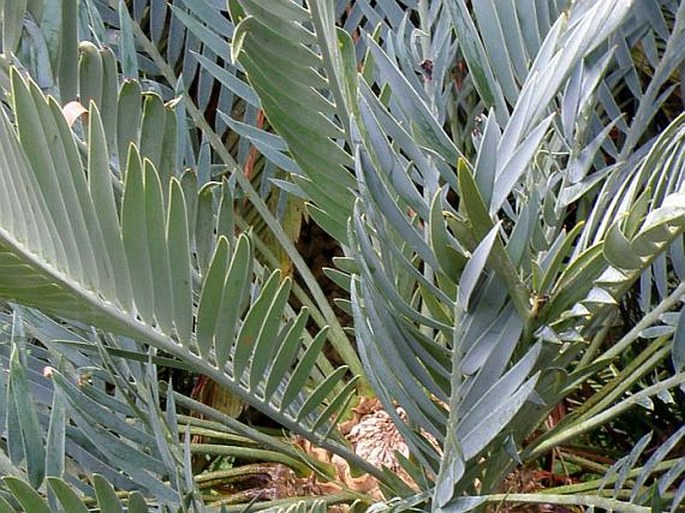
left=541, top=458, right=680, bottom=495
left=171, top=388, right=388, bottom=485
left=205, top=493, right=362, bottom=513
left=523, top=371, right=685, bottom=460
left=418, top=0, right=436, bottom=117
left=164, top=389, right=316, bottom=469
left=542, top=339, right=671, bottom=441
left=556, top=450, right=609, bottom=475
left=476, top=493, right=650, bottom=512
left=600, top=282, right=685, bottom=361
left=186, top=426, right=256, bottom=445
left=190, top=443, right=310, bottom=475
left=576, top=342, right=671, bottom=423
left=195, top=464, right=277, bottom=488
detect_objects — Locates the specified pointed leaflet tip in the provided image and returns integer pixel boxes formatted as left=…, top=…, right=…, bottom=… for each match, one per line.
left=231, top=15, right=255, bottom=65
left=457, top=224, right=500, bottom=311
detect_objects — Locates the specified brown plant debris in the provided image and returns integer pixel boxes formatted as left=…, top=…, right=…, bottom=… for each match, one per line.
left=293, top=397, right=419, bottom=503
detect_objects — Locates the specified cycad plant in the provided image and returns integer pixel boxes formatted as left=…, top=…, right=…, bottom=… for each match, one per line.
left=0, top=0, right=683, bottom=512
